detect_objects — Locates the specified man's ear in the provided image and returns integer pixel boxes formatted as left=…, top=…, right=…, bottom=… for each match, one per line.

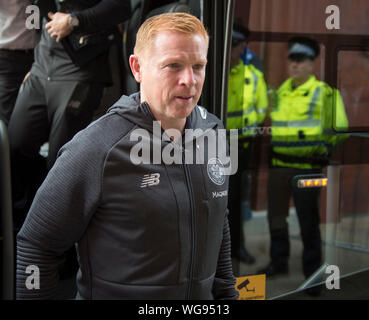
left=129, top=55, right=142, bottom=83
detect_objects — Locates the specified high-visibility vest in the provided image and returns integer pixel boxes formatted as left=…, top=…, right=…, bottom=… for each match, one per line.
left=270, top=75, right=349, bottom=169
left=227, top=60, right=268, bottom=147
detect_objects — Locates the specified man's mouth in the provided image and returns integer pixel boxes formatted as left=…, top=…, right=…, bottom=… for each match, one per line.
left=175, top=96, right=193, bottom=101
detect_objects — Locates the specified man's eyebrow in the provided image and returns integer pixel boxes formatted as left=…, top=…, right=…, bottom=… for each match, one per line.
left=160, top=55, right=207, bottom=64
left=195, top=59, right=208, bottom=64
left=159, top=60, right=208, bottom=68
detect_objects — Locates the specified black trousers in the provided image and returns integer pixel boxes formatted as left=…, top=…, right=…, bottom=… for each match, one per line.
left=267, top=166, right=322, bottom=278
left=8, top=74, right=104, bottom=228
left=228, top=145, right=251, bottom=257
left=0, top=49, right=34, bottom=125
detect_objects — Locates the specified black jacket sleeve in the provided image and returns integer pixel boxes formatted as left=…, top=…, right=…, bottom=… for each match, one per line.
left=74, top=0, right=131, bottom=33
left=16, top=129, right=105, bottom=299
left=212, top=210, right=239, bottom=300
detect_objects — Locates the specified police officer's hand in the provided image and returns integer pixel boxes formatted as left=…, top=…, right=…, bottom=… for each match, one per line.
left=45, top=12, right=73, bottom=43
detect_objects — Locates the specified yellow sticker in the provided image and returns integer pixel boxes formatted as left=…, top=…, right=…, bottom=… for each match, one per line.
left=235, top=274, right=266, bottom=300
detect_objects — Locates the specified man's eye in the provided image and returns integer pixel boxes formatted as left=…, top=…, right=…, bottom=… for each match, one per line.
left=193, top=64, right=205, bottom=70
left=168, top=63, right=181, bottom=68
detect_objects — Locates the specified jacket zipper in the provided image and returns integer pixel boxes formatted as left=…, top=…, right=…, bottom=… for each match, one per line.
left=183, top=151, right=196, bottom=300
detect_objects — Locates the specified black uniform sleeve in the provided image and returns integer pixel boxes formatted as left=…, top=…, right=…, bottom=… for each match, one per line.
left=74, top=0, right=131, bottom=33
left=212, top=211, right=239, bottom=300
left=16, top=131, right=105, bottom=299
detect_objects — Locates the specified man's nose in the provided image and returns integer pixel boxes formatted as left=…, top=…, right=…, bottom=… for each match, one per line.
left=290, top=61, right=299, bottom=68
left=180, top=66, right=196, bottom=86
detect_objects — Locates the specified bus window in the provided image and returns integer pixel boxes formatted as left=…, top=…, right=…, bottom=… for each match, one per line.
left=246, top=41, right=326, bottom=103
left=248, top=0, right=369, bottom=36
left=227, top=0, right=369, bottom=300
left=337, top=50, right=369, bottom=132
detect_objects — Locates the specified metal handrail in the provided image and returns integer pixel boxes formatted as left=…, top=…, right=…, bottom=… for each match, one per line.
left=0, top=120, right=14, bottom=300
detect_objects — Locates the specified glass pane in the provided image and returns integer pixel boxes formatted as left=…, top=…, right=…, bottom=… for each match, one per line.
left=337, top=50, right=369, bottom=132
left=226, top=39, right=335, bottom=297
left=229, top=0, right=369, bottom=299
left=321, top=164, right=369, bottom=275
left=245, top=0, right=369, bottom=35
left=247, top=41, right=325, bottom=91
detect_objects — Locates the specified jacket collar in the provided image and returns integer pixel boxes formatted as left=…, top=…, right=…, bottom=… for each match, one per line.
left=289, top=75, right=316, bottom=92
left=108, top=92, right=219, bottom=145
left=230, top=60, right=244, bottom=75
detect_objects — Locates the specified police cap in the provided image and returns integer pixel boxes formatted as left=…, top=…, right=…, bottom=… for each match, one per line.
left=288, top=37, right=320, bottom=61
left=232, top=24, right=249, bottom=47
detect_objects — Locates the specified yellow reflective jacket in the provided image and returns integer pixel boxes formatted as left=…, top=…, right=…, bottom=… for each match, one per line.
left=270, top=75, right=349, bottom=169
left=227, top=60, right=268, bottom=147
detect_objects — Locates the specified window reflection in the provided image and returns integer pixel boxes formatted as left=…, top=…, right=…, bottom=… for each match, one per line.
left=338, top=50, right=369, bottom=131
left=229, top=0, right=369, bottom=300
left=247, top=0, right=369, bottom=36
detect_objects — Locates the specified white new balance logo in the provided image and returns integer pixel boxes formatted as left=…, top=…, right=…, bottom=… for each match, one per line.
left=140, top=173, right=160, bottom=188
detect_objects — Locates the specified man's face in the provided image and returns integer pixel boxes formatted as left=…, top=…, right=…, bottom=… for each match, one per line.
left=130, top=31, right=208, bottom=123
left=288, top=58, right=313, bottom=82
left=230, top=41, right=246, bottom=67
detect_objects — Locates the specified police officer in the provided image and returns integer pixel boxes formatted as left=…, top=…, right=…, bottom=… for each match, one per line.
left=8, top=0, right=131, bottom=229
left=258, top=37, right=348, bottom=283
left=227, top=25, right=268, bottom=264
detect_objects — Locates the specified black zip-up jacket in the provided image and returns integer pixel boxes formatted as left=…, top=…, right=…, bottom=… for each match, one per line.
left=16, top=93, right=238, bottom=300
